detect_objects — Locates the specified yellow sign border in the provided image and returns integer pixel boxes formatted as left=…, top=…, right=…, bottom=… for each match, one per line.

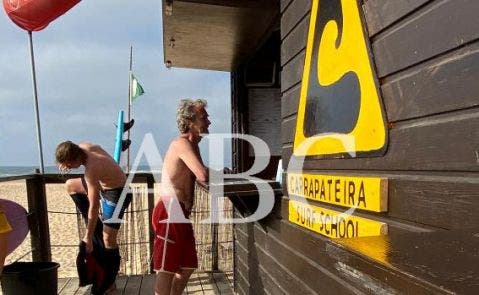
left=289, top=200, right=388, bottom=239
left=293, top=0, right=387, bottom=156
left=287, top=173, right=388, bottom=212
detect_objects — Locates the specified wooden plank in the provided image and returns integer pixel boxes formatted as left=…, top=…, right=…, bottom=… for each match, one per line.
left=197, top=272, right=214, bottom=294
left=283, top=109, right=479, bottom=171
left=74, top=285, right=91, bottom=295
left=57, top=278, right=71, bottom=294
left=281, top=14, right=309, bottom=66
left=280, top=0, right=293, bottom=13
left=281, top=116, right=296, bottom=145
left=235, top=246, right=286, bottom=295
left=280, top=51, right=304, bottom=92
left=234, top=262, right=250, bottom=295
left=212, top=272, right=233, bottom=294
left=372, top=0, right=479, bottom=77
left=123, top=275, right=142, bottom=294
left=388, top=177, right=479, bottom=229
left=225, top=271, right=234, bottom=287
left=235, top=226, right=361, bottom=294
left=362, top=0, right=431, bottom=36
left=382, top=41, right=479, bottom=122
left=26, top=175, right=51, bottom=262
left=278, top=215, right=479, bottom=293
left=139, top=274, right=156, bottom=294
left=281, top=84, right=300, bottom=119
left=0, top=174, right=35, bottom=182
left=116, top=276, right=129, bottom=293
left=59, top=277, right=79, bottom=294
left=186, top=273, right=204, bottom=294
left=280, top=0, right=311, bottom=39
left=163, top=0, right=278, bottom=71
left=252, top=218, right=450, bottom=294
left=281, top=171, right=479, bottom=229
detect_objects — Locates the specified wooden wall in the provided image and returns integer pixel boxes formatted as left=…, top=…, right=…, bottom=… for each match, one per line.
left=233, top=0, right=479, bottom=293
left=280, top=0, right=479, bottom=229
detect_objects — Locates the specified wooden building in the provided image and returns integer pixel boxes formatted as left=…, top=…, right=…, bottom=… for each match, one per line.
left=162, top=0, right=479, bottom=293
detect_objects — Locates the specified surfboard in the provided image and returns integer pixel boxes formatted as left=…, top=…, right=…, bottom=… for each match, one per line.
left=113, top=110, right=134, bottom=164
left=113, top=110, right=125, bottom=163
left=0, top=199, right=29, bottom=255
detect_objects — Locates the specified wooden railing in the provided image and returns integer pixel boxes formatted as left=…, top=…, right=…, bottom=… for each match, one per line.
left=0, top=173, right=234, bottom=274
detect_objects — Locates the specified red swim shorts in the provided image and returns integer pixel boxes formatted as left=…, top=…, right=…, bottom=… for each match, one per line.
left=152, top=197, right=198, bottom=273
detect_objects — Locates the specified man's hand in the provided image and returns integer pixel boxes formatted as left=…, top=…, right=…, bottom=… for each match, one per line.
left=83, top=236, right=93, bottom=253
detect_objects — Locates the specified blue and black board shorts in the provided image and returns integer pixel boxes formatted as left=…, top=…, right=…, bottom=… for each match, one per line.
left=81, top=177, right=132, bottom=230
left=100, top=188, right=132, bottom=229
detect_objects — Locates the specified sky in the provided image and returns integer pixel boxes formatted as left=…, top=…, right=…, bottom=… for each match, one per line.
left=0, top=0, right=231, bottom=169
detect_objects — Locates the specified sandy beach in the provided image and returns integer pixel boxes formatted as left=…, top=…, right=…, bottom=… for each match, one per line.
left=0, top=180, right=152, bottom=278
left=0, top=179, right=233, bottom=279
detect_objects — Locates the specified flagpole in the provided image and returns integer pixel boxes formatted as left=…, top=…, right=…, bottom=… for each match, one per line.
left=28, top=31, right=45, bottom=174
left=127, top=46, right=133, bottom=172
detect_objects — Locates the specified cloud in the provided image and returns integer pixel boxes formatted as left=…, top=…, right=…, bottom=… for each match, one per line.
left=0, top=0, right=231, bottom=167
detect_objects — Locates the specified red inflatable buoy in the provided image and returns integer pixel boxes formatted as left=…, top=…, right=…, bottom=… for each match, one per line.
left=2, top=0, right=80, bottom=31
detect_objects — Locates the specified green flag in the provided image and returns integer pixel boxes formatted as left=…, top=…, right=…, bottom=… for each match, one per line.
left=130, top=73, right=145, bottom=104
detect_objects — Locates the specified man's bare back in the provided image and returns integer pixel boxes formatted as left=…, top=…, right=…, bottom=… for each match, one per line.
left=80, top=143, right=126, bottom=190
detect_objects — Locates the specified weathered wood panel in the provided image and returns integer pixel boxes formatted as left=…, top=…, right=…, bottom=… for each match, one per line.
left=281, top=116, right=296, bottom=144
left=382, top=41, right=479, bottom=122
left=124, top=275, right=143, bottom=294
left=280, top=51, right=305, bottom=92
left=236, top=226, right=298, bottom=295
left=280, top=45, right=479, bottom=131
left=362, top=0, right=432, bottom=36
left=281, top=15, right=309, bottom=66
left=282, top=109, right=479, bottom=171
left=280, top=0, right=293, bottom=13
left=235, top=240, right=288, bottom=295
left=255, top=217, right=457, bottom=294
left=281, top=171, right=479, bottom=229
left=372, top=0, right=479, bottom=77
left=235, top=253, right=250, bottom=294
left=280, top=0, right=311, bottom=39
left=58, top=277, right=79, bottom=294
left=388, top=177, right=479, bottom=229
left=235, top=215, right=455, bottom=294
left=281, top=115, right=296, bottom=144
left=281, top=84, right=301, bottom=118
left=139, top=274, right=156, bottom=294
left=236, top=225, right=355, bottom=294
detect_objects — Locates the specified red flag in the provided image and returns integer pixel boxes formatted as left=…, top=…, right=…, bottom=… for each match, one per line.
left=2, top=0, right=80, bottom=31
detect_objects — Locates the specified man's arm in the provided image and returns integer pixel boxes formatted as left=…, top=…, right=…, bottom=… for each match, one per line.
left=83, top=174, right=101, bottom=252
left=177, top=139, right=208, bottom=182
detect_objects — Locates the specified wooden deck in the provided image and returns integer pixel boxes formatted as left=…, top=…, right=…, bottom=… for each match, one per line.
left=57, top=272, right=234, bottom=294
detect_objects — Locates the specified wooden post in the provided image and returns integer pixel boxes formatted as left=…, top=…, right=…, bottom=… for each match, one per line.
left=212, top=221, right=219, bottom=271
left=26, top=174, right=51, bottom=262
left=210, top=190, right=219, bottom=272
left=147, top=175, right=155, bottom=273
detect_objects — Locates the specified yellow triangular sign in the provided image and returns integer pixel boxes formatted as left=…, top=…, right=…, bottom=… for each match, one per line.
left=293, top=0, right=387, bottom=157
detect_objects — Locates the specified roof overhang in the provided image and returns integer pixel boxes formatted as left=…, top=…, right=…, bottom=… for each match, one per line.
left=161, top=0, right=279, bottom=71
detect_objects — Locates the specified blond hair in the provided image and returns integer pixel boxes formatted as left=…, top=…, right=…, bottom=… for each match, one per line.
left=176, top=99, right=207, bottom=133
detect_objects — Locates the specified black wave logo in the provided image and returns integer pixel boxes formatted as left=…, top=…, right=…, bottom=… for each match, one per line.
left=304, top=0, right=360, bottom=137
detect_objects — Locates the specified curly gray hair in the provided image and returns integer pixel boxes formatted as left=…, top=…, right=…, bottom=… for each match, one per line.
left=176, top=99, right=208, bottom=133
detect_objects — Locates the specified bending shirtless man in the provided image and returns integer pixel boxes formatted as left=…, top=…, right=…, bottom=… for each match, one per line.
left=55, top=141, right=132, bottom=291
left=153, top=99, right=210, bottom=295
